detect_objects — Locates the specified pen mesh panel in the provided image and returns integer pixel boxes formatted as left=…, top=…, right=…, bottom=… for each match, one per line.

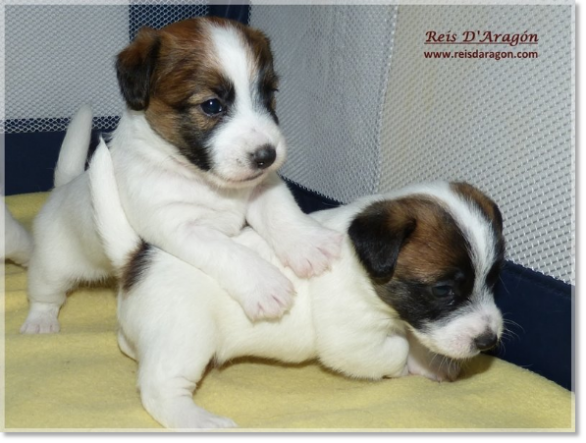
left=3, top=1, right=208, bottom=134
left=251, top=5, right=398, bottom=203
left=251, top=4, right=573, bottom=284
left=378, top=5, right=573, bottom=284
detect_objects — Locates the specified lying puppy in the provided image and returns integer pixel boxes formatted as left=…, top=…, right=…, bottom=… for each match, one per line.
left=21, top=17, right=341, bottom=334
left=90, top=141, right=506, bottom=429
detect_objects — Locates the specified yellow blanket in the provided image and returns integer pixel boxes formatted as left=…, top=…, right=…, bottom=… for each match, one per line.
left=2, top=193, right=574, bottom=431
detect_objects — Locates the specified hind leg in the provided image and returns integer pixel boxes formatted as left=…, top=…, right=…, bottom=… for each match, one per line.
left=136, top=334, right=236, bottom=429
left=125, top=287, right=236, bottom=428
left=139, top=370, right=237, bottom=429
left=20, top=250, right=108, bottom=334
left=20, top=256, right=72, bottom=334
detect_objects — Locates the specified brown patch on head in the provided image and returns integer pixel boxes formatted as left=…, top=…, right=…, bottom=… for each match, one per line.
left=450, top=182, right=503, bottom=234
left=242, top=26, right=279, bottom=120
left=393, top=198, right=475, bottom=286
left=349, top=197, right=474, bottom=285
left=450, top=182, right=506, bottom=288
left=203, top=16, right=278, bottom=86
left=202, top=17, right=279, bottom=120
left=115, top=17, right=278, bottom=170
left=349, top=196, right=476, bottom=329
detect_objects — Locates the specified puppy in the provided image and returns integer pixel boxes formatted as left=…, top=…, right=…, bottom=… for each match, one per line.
left=21, top=17, right=341, bottom=334
left=89, top=141, right=505, bottom=429
left=2, top=200, right=33, bottom=266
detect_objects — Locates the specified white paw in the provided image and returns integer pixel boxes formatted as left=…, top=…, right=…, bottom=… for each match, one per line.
left=191, top=414, right=237, bottom=430
left=407, top=354, right=461, bottom=382
left=276, top=223, right=343, bottom=279
left=20, top=304, right=61, bottom=334
left=20, top=316, right=60, bottom=334
left=172, top=406, right=238, bottom=429
left=236, top=261, right=295, bottom=322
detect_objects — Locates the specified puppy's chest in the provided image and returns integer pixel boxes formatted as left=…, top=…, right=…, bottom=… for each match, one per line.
left=193, top=195, right=250, bottom=235
left=163, top=178, right=252, bottom=236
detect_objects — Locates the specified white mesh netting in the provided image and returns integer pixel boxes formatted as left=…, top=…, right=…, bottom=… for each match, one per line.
left=251, top=4, right=574, bottom=284
left=251, top=5, right=398, bottom=203
left=3, top=1, right=208, bottom=134
left=2, top=3, right=574, bottom=284
left=378, top=5, right=573, bottom=285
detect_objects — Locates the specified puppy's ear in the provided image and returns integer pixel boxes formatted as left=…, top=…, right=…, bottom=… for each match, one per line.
left=348, top=201, right=416, bottom=283
left=116, top=27, right=160, bottom=111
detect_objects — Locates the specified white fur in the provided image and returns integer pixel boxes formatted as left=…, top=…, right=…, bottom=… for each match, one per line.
left=204, top=24, right=287, bottom=184
left=21, top=20, right=342, bottom=333
left=54, top=104, right=93, bottom=188
left=2, top=201, right=34, bottom=266
left=90, top=143, right=502, bottom=429
left=21, top=106, right=110, bottom=334
left=318, top=182, right=504, bottom=360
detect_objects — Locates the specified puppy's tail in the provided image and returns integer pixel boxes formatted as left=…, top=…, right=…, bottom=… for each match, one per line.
left=89, top=137, right=141, bottom=272
left=54, top=104, right=93, bottom=188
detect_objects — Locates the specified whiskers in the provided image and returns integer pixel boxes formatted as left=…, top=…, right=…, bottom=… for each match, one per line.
left=429, top=352, right=461, bottom=380
left=495, top=316, right=524, bottom=356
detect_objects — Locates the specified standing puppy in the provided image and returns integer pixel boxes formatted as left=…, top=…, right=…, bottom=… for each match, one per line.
left=21, top=17, right=341, bottom=333
left=90, top=141, right=505, bottom=429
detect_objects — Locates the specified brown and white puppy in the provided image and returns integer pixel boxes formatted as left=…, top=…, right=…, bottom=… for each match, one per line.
left=90, top=142, right=505, bottom=429
left=21, top=17, right=341, bottom=333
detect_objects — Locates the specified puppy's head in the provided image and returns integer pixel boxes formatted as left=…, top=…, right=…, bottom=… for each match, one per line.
left=116, top=17, right=284, bottom=188
left=349, top=182, right=505, bottom=360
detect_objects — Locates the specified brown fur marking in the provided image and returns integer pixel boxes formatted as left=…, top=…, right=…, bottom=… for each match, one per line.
left=450, top=182, right=503, bottom=233
left=116, top=17, right=276, bottom=154
left=388, top=197, right=474, bottom=285
left=121, top=241, right=152, bottom=293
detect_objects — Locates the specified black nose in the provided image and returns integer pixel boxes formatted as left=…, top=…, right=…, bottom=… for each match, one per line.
left=251, top=145, right=276, bottom=170
left=474, top=331, right=498, bottom=352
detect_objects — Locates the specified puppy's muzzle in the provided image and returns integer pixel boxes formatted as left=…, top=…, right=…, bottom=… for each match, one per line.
left=250, top=144, right=277, bottom=170
left=473, top=331, right=499, bottom=352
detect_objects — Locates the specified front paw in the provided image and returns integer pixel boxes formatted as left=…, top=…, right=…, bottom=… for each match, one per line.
left=407, top=353, right=461, bottom=382
left=276, top=224, right=343, bottom=279
left=237, top=262, right=295, bottom=322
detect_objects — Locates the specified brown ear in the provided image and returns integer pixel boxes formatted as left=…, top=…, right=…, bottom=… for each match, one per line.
left=116, top=27, right=160, bottom=111
left=348, top=201, right=416, bottom=283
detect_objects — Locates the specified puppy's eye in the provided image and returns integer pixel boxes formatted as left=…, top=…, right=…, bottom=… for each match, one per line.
left=432, top=284, right=455, bottom=298
left=200, top=99, right=225, bottom=116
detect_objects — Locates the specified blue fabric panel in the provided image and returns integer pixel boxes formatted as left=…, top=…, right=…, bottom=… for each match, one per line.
left=489, top=262, right=573, bottom=391
left=4, top=131, right=65, bottom=195
left=4, top=128, right=112, bottom=195
left=208, top=3, right=250, bottom=25
left=283, top=177, right=342, bottom=214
